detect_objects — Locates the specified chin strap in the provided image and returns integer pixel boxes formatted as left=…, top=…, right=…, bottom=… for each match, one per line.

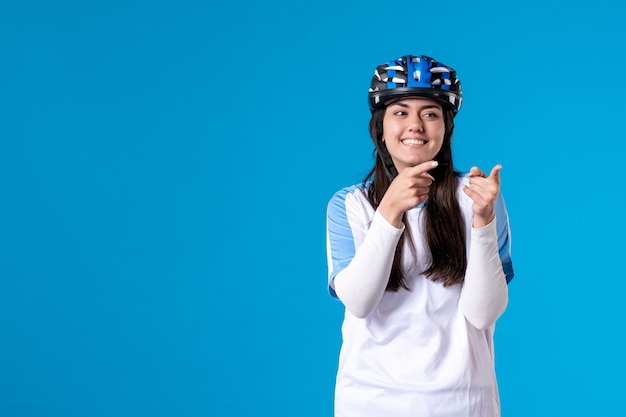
left=376, top=138, right=398, bottom=180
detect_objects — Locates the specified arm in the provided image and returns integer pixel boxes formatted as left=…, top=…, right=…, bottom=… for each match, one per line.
left=327, top=161, right=438, bottom=318
left=459, top=219, right=508, bottom=329
left=332, top=210, right=403, bottom=318
left=460, top=165, right=513, bottom=329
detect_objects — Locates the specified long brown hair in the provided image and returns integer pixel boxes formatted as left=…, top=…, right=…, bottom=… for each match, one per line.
left=364, top=105, right=467, bottom=290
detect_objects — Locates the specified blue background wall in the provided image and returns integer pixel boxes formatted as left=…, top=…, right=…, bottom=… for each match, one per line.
left=1, top=0, right=624, bottom=416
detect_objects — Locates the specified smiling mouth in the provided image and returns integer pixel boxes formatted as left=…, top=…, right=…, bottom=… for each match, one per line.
left=402, top=139, right=426, bottom=145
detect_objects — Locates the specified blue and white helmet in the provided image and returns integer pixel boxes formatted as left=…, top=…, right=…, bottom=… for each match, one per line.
left=368, top=55, right=462, bottom=114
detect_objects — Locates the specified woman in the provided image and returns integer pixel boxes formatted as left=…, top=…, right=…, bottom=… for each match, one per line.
left=326, top=54, right=514, bottom=417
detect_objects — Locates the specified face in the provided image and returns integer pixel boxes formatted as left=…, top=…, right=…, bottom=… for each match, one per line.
left=382, top=97, right=445, bottom=174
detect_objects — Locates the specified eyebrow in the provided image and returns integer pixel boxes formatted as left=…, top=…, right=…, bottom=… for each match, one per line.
left=391, top=102, right=442, bottom=111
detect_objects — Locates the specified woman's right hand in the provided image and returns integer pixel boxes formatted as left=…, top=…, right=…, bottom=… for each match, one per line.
left=378, top=160, right=438, bottom=228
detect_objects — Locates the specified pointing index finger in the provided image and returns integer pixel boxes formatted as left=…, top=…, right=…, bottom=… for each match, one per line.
left=490, top=164, right=502, bottom=182
left=404, top=160, right=439, bottom=177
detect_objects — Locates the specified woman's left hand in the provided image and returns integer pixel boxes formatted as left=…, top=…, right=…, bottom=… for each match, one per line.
left=463, top=164, right=502, bottom=228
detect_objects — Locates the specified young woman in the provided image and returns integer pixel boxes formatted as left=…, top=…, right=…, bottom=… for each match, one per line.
left=326, top=55, right=514, bottom=417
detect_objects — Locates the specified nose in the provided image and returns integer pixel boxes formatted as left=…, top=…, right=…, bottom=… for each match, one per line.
left=407, top=112, right=424, bottom=132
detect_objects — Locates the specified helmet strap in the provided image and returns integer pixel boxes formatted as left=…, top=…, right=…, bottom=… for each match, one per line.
left=376, top=139, right=398, bottom=180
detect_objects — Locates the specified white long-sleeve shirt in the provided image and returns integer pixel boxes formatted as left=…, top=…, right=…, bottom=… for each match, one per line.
left=326, top=175, right=514, bottom=417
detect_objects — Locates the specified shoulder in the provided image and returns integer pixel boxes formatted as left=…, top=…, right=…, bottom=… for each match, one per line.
left=455, top=171, right=470, bottom=186
left=327, top=182, right=370, bottom=210
left=327, top=182, right=375, bottom=225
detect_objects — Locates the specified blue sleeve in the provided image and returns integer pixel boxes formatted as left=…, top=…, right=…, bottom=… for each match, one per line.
left=326, top=187, right=358, bottom=298
left=495, top=192, right=515, bottom=283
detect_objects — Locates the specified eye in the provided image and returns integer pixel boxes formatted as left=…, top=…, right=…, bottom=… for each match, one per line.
left=422, top=111, right=440, bottom=119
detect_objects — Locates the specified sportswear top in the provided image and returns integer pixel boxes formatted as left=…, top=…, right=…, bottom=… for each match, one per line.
left=326, top=175, right=513, bottom=417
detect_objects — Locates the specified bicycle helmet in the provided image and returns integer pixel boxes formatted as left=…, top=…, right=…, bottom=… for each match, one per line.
left=368, top=55, right=462, bottom=114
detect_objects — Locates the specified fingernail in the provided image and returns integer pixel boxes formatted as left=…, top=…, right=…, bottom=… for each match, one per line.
left=431, top=161, right=439, bottom=167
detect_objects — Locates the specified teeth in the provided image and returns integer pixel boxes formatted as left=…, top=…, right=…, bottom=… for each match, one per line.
left=403, top=139, right=425, bottom=145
